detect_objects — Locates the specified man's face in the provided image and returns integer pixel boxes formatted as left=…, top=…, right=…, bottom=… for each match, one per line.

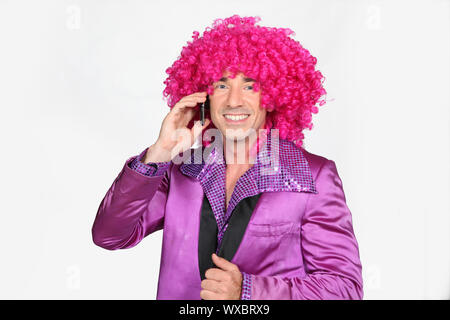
left=209, top=70, right=266, bottom=141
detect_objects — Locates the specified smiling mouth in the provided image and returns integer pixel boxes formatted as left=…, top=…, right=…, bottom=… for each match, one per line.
left=223, top=114, right=250, bottom=122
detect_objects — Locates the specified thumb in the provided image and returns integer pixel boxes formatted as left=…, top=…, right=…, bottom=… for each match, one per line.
left=212, top=253, right=236, bottom=272
left=191, top=119, right=210, bottom=139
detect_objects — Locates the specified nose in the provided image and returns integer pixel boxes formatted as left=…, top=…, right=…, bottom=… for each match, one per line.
left=227, top=85, right=243, bottom=108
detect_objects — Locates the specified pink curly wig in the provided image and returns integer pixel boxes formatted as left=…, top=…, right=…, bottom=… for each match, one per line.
left=162, top=14, right=327, bottom=148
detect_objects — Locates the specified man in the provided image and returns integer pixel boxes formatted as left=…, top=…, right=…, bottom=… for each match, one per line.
left=92, top=15, right=363, bottom=300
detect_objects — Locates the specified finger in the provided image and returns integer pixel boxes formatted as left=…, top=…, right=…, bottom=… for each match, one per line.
left=172, top=101, right=205, bottom=118
left=212, top=253, right=239, bottom=272
left=172, top=99, right=204, bottom=112
left=181, top=108, right=196, bottom=127
left=201, top=279, right=222, bottom=293
left=176, top=95, right=206, bottom=107
left=177, top=92, right=206, bottom=106
left=200, top=289, right=222, bottom=300
left=180, top=96, right=206, bottom=104
left=187, top=92, right=207, bottom=98
left=170, top=103, right=202, bottom=123
left=204, top=267, right=231, bottom=282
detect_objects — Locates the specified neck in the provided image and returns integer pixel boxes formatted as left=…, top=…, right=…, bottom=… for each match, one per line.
left=222, top=129, right=268, bottom=170
left=223, top=137, right=253, bottom=169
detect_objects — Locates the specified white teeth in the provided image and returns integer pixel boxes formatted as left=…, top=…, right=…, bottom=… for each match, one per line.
left=224, top=114, right=249, bottom=121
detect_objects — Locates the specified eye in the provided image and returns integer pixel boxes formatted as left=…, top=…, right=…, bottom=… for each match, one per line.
left=245, top=85, right=254, bottom=90
left=215, top=84, right=227, bottom=89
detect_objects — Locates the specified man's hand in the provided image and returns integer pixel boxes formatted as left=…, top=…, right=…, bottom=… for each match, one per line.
left=143, top=91, right=210, bottom=163
left=200, top=253, right=243, bottom=300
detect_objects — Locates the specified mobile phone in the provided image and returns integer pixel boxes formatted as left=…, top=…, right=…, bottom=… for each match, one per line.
left=200, top=94, right=210, bottom=126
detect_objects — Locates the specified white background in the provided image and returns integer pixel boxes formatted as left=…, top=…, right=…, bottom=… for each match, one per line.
left=0, top=0, right=448, bottom=299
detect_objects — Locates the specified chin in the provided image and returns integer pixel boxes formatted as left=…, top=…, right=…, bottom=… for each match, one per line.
left=224, top=128, right=254, bottom=142
left=225, top=134, right=247, bottom=142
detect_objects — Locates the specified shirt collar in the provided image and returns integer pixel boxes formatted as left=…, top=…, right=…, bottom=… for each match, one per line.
left=179, top=129, right=317, bottom=195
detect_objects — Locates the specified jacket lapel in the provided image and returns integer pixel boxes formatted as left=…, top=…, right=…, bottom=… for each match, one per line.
left=198, top=192, right=262, bottom=280
left=216, top=193, right=262, bottom=261
left=198, top=193, right=218, bottom=281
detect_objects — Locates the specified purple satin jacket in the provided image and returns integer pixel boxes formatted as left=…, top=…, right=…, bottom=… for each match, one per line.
left=92, top=134, right=363, bottom=300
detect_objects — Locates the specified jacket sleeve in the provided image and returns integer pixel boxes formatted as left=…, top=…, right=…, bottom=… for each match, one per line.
left=128, top=147, right=171, bottom=176
left=91, top=150, right=172, bottom=250
left=249, top=159, right=364, bottom=300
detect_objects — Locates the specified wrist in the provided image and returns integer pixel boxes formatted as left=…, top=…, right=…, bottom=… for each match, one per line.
left=143, top=143, right=172, bottom=163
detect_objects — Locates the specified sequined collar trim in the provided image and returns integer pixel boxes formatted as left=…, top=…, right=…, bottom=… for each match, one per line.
left=179, top=130, right=317, bottom=194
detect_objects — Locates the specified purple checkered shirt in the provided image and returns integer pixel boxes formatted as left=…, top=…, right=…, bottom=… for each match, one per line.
left=128, top=130, right=316, bottom=300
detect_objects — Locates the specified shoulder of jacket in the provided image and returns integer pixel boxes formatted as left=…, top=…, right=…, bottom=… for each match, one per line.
left=299, top=147, right=333, bottom=179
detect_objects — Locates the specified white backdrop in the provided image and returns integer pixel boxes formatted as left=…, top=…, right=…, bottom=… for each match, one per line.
left=0, top=0, right=448, bottom=299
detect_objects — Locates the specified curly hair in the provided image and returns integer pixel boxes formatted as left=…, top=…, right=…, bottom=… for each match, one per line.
left=162, top=14, right=327, bottom=148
